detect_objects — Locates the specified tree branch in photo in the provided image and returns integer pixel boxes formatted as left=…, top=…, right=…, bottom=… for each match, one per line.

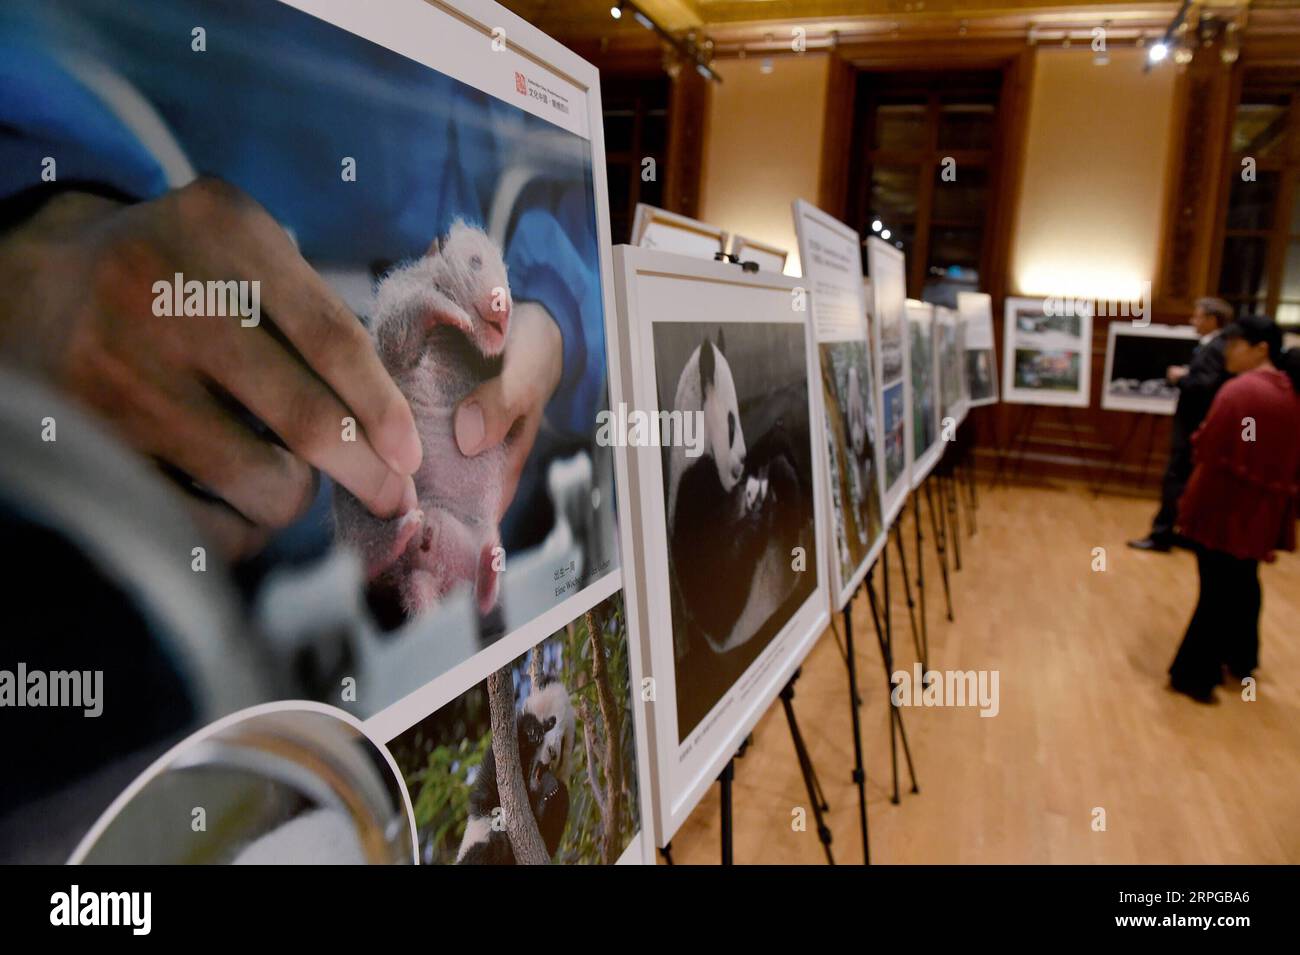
left=486, top=666, right=549, bottom=865
left=576, top=693, right=608, bottom=821
left=586, top=608, right=625, bottom=862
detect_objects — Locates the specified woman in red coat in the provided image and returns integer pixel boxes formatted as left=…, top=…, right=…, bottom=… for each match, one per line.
left=1169, top=315, right=1300, bottom=703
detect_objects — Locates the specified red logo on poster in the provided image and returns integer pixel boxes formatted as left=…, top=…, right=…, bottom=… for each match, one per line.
left=514, top=72, right=527, bottom=94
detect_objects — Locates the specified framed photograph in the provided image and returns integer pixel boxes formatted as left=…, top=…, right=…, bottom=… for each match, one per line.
left=908, top=300, right=943, bottom=486
left=956, top=315, right=972, bottom=425
left=1101, top=323, right=1199, bottom=415
left=611, top=247, right=828, bottom=845
left=958, top=291, right=999, bottom=407
left=1003, top=296, right=1093, bottom=408
left=730, top=234, right=790, bottom=274
left=0, top=0, right=651, bottom=861
left=632, top=202, right=728, bottom=258
left=792, top=199, right=886, bottom=609
left=384, top=590, right=652, bottom=865
left=867, top=238, right=912, bottom=523
left=937, top=306, right=969, bottom=428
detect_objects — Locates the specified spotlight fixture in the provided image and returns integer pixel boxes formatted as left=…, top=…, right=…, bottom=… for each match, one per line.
left=871, top=219, right=883, bottom=233
left=1146, top=0, right=1193, bottom=69
left=619, top=2, right=721, bottom=83
left=881, top=229, right=892, bottom=240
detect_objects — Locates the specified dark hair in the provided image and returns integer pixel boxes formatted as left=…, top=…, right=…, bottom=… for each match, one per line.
left=1221, top=314, right=1283, bottom=362
left=1194, top=297, right=1234, bottom=327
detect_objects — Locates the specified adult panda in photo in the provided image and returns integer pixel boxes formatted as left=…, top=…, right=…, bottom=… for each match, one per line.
left=456, top=677, right=574, bottom=865
left=666, top=330, right=808, bottom=655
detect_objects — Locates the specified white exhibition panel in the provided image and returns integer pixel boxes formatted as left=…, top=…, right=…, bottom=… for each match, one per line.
left=1101, top=322, right=1200, bottom=415
left=908, top=300, right=944, bottom=487
left=730, top=233, right=791, bottom=273
left=866, top=237, right=913, bottom=526
left=611, top=246, right=830, bottom=846
left=958, top=291, right=1000, bottom=408
left=792, top=199, right=888, bottom=610
left=632, top=202, right=728, bottom=258
left=1003, top=296, right=1094, bottom=408
left=283, top=0, right=657, bottom=864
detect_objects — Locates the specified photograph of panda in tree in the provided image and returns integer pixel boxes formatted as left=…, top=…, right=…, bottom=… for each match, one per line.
left=386, top=592, right=639, bottom=864
left=653, top=322, right=818, bottom=742
left=820, top=340, right=884, bottom=594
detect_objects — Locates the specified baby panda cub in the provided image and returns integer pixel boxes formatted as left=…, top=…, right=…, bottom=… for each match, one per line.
left=334, top=220, right=512, bottom=619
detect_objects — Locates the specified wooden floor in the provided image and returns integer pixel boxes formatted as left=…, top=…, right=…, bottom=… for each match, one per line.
left=664, top=480, right=1300, bottom=864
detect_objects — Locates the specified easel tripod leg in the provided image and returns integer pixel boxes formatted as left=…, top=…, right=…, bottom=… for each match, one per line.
left=843, top=599, right=871, bottom=864
left=892, top=519, right=922, bottom=665
left=913, top=492, right=929, bottom=670
left=781, top=673, right=835, bottom=864
left=719, top=759, right=734, bottom=865
left=925, top=479, right=954, bottom=622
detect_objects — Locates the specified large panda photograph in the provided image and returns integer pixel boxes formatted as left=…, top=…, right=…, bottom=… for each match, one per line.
left=820, top=339, right=885, bottom=597
left=652, top=322, right=818, bottom=742
left=386, top=591, right=640, bottom=865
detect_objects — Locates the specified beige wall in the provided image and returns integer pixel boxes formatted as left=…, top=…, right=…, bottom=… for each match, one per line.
left=1010, top=47, right=1177, bottom=302
left=699, top=54, right=830, bottom=275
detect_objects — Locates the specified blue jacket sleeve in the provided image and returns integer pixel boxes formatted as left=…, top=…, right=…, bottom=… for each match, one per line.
left=0, top=39, right=167, bottom=207
left=505, top=200, right=608, bottom=438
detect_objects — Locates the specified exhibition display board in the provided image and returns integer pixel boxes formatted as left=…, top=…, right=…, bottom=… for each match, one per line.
left=611, top=246, right=830, bottom=845
left=866, top=238, right=913, bottom=524
left=2, top=0, right=655, bottom=865
left=908, top=300, right=943, bottom=486
left=730, top=234, right=791, bottom=273
left=632, top=202, right=728, bottom=258
left=1003, top=296, right=1094, bottom=408
left=793, top=199, right=888, bottom=609
left=1102, top=323, right=1199, bottom=415
left=937, top=306, right=969, bottom=428
left=958, top=292, right=1000, bottom=408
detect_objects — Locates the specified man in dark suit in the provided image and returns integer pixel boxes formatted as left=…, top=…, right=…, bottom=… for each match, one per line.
left=1128, top=297, right=1235, bottom=552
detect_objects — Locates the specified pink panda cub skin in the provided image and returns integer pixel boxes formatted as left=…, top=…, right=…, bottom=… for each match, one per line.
left=333, top=220, right=513, bottom=619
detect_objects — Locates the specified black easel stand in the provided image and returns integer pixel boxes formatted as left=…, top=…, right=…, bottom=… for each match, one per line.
left=940, top=470, right=963, bottom=572
left=991, top=403, right=1101, bottom=493
left=1098, top=411, right=1161, bottom=495
left=963, top=443, right=980, bottom=533
left=719, top=759, right=735, bottom=865
left=841, top=600, right=871, bottom=864
left=912, top=492, right=930, bottom=671
left=891, top=518, right=923, bottom=665
left=864, top=561, right=919, bottom=803
left=780, top=670, right=835, bottom=864
left=924, top=478, right=955, bottom=622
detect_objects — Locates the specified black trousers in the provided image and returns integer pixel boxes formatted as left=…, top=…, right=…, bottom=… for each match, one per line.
left=1149, top=440, right=1192, bottom=542
left=1168, top=547, right=1261, bottom=694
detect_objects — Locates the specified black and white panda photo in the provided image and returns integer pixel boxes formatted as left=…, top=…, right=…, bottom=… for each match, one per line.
left=653, top=322, right=818, bottom=742
left=386, top=592, right=641, bottom=864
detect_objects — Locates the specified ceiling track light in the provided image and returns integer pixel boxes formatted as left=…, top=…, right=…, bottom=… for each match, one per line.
left=616, top=1, right=721, bottom=83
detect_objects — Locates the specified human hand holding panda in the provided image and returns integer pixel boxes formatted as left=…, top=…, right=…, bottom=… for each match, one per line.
left=332, top=221, right=511, bottom=620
